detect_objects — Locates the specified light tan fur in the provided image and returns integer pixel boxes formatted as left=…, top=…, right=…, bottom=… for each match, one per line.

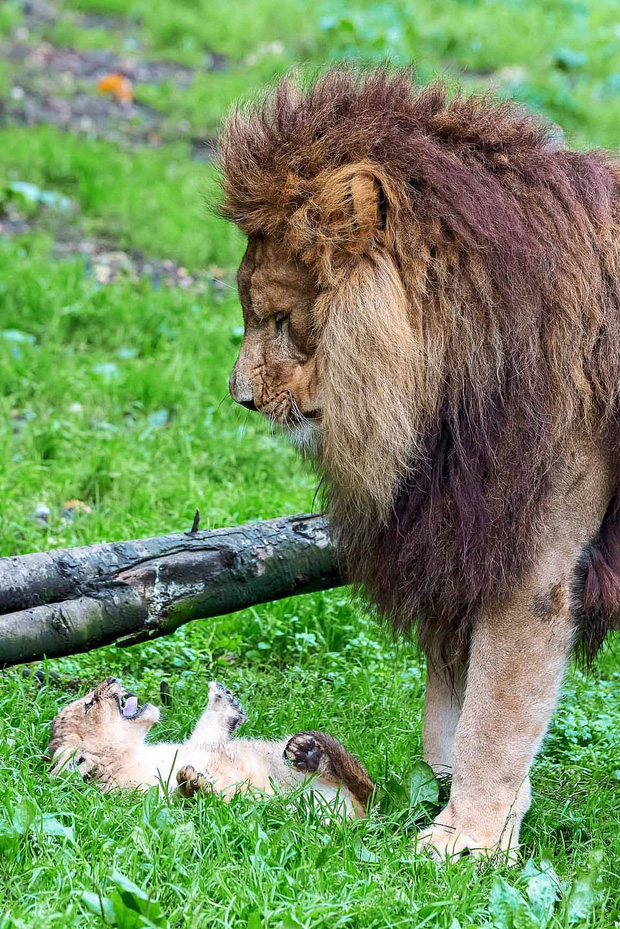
left=418, top=436, right=614, bottom=857
left=316, top=255, right=431, bottom=517
left=422, top=660, right=466, bottom=778
left=49, top=679, right=371, bottom=819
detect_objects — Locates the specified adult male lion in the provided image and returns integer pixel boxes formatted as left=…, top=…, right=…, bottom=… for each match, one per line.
left=219, top=68, right=620, bottom=857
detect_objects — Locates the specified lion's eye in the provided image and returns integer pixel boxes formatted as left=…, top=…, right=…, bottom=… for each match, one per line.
left=274, top=313, right=289, bottom=333
left=84, top=699, right=94, bottom=715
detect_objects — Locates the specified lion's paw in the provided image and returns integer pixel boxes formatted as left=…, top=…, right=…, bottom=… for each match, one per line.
left=416, top=822, right=518, bottom=863
left=417, top=824, right=476, bottom=860
left=176, top=765, right=211, bottom=799
left=208, top=681, right=247, bottom=731
left=284, top=733, right=326, bottom=774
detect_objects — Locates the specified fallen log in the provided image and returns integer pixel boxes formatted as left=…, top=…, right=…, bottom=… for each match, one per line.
left=0, top=514, right=342, bottom=669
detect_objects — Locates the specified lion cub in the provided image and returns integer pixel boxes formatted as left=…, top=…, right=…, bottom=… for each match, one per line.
left=49, top=677, right=373, bottom=818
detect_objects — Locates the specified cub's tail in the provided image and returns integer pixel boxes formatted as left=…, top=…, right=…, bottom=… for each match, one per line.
left=284, top=730, right=374, bottom=813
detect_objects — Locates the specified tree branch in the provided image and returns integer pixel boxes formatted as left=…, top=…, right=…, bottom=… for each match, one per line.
left=0, top=514, right=343, bottom=668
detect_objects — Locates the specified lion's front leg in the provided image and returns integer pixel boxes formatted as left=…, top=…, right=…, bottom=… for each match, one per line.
left=423, top=657, right=466, bottom=776
left=418, top=578, right=574, bottom=860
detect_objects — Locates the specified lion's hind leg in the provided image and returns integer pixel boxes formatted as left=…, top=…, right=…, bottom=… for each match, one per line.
left=418, top=443, right=614, bottom=862
left=284, top=730, right=374, bottom=816
left=187, top=681, right=247, bottom=746
left=176, top=765, right=211, bottom=799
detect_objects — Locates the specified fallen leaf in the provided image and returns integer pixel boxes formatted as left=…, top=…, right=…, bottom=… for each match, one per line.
left=97, top=73, right=133, bottom=104
left=62, top=500, right=92, bottom=522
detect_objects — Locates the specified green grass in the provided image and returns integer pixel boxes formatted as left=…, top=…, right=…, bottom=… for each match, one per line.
left=1, top=0, right=620, bottom=926
left=11, top=0, right=620, bottom=144
left=0, top=131, right=242, bottom=271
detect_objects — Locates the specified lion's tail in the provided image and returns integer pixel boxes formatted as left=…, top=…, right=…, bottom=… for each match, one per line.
left=284, top=730, right=375, bottom=811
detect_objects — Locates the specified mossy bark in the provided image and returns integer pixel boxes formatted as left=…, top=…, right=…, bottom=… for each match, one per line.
left=0, top=515, right=342, bottom=668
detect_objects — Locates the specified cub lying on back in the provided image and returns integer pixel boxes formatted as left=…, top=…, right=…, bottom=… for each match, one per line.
left=49, top=677, right=373, bottom=818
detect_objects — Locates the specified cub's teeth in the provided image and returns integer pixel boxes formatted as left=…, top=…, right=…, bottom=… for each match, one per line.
left=123, top=695, right=139, bottom=717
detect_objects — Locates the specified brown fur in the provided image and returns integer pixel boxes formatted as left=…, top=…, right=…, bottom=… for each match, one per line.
left=220, top=67, right=620, bottom=665
left=285, top=730, right=375, bottom=806
left=49, top=678, right=372, bottom=818
left=221, top=68, right=620, bottom=856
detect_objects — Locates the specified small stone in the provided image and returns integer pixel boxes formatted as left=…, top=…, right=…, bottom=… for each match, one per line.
left=1, top=328, right=36, bottom=344
left=494, top=65, right=528, bottom=84
left=117, top=346, right=138, bottom=359
left=32, top=502, right=51, bottom=523
left=146, top=408, right=170, bottom=430
left=92, top=361, right=119, bottom=381
left=94, top=263, right=112, bottom=284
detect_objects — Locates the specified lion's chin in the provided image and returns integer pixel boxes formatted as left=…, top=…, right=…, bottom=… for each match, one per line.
left=284, top=420, right=322, bottom=456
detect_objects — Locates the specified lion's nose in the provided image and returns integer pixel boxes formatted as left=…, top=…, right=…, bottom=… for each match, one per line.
left=229, top=368, right=257, bottom=411
left=238, top=398, right=258, bottom=412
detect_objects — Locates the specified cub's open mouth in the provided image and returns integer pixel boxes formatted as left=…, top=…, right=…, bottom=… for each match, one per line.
left=117, top=691, right=146, bottom=719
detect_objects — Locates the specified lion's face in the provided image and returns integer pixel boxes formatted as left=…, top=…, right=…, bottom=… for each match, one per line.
left=229, top=236, right=322, bottom=447
left=49, top=678, right=159, bottom=776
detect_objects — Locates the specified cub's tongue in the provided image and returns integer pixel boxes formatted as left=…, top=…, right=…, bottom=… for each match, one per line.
left=123, top=695, right=139, bottom=718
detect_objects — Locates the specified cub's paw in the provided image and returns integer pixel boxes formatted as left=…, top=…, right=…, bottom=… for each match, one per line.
left=208, top=681, right=247, bottom=732
left=285, top=733, right=330, bottom=775
left=176, top=765, right=211, bottom=799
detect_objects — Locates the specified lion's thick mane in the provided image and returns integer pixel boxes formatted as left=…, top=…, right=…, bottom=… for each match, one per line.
left=220, top=69, right=620, bottom=660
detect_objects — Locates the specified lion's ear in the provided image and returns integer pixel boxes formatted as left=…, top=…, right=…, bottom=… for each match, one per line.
left=314, top=163, right=388, bottom=252
left=320, top=164, right=385, bottom=240
left=287, top=161, right=398, bottom=277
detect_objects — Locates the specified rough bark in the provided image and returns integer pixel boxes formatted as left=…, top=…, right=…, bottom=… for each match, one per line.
left=0, top=514, right=342, bottom=668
